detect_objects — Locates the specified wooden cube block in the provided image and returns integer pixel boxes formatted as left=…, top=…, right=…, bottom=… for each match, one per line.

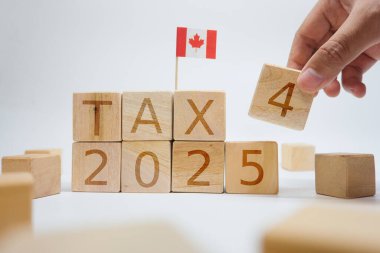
left=249, top=64, right=314, bottom=130
left=281, top=143, right=315, bottom=171
left=174, top=91, right=225, bottom=141
left=73, top=93, right=121, bottom=141
left=172, top=141, right=224, bottom=193
left=263, top=206, right=380, bottom=253
left=122, top=92, right=172, bottom=140
left=2, top=154, right=61, bottom=198
left=122, top=141, right=171, bottom=193
left=0, top=173, right=33, bottom=237
left=25, top=149, right=62, bottom=156
left=72, top=142, right=121, bottom=192
left=316, top=153, right=376, bottom=198
left=225, top=142, right=278, bottom=194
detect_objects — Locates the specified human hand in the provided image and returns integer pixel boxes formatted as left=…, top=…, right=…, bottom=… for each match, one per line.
left=288, top=0, right=380, bottom=98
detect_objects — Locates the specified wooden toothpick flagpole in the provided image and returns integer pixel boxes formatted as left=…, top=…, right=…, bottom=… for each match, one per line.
left=175, top=57, right=179, bottom=90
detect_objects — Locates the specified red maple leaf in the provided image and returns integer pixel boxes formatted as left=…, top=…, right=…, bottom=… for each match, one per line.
left=189, top=33, right=204, bottom=48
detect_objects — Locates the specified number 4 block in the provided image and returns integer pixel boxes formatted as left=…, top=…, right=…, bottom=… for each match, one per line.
left=249, top=64, right=314, bottom=130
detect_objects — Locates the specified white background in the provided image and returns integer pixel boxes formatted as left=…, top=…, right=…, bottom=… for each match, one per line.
left=0, top=1, right=379, bottom=253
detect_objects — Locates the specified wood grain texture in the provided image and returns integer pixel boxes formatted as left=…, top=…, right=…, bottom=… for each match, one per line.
left=122, top=92, right=173, bottom=141
left=122, top=141, right=171, bottom=193
left=281, top=143, right=315, bottom=171
left=172, top=141, right=224, bottom=193
left=263, top=205, right=380, bottom=253
left=73, top=93, right=121, bottom=141
left=315, top=153, right=376, bottom=198
left=2, top=154, right=61, bottom=198
left=225, top=141, right=278, bottom=194
left=249, top=64, right=314, bottom=130
left=0, top=173, right=33, bottom=237
left=72, top=142, right=121, bottom=192
left=174, top=91, right=225, bottom=141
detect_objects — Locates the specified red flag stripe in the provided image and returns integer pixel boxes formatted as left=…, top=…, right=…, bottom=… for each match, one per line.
left=206, top=30, right=217, bottom=59
left=176, top=27, right=187, bottom=57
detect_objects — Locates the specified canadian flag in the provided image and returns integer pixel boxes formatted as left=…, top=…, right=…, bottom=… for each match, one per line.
left=176, top=27, right=217, bottom=59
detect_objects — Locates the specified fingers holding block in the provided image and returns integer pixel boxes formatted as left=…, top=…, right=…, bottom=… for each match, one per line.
left=225, top=142, right=278, bottom=194
left=122, top=141, right=171, bottom=193
left=122, top=92, right=173, bottom=141
left=249, top=64, right=314, bottom=130
left=72, top=142, right=121, bottom=192
left=172, top=141, right=224, bottom=193
left=174, top=91, right=226, bottom=141
left=281, top=143, right=315, bottom=171
left=316, top=153, right=376, bottom=198
left=73, top=93, right=122, bottom=141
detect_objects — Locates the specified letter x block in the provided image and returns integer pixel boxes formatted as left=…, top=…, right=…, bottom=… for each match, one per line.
left=73, top=93, right=122, bottom=141
left=123, top=92, right=173, bottom=140
left=225, top=142, right=278, bottom=194
left=174, top=91, right=226, bottom=141
left=249, top=64, right=314, bottom=130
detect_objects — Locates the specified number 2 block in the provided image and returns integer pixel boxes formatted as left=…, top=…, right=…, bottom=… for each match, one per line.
left=72, top=142, right=121, bottom=192
left=225, top=142, right=278, bottom=194
left=249, top=64, right=314, bottom=130
left=172, top=141, right=224, bottom=193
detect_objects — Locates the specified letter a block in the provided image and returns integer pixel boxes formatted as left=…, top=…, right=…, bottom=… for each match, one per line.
left=225, top=142, right=278, bottom=194
left=122, top=92, right=173, bottom=140
left=73, top=93, right=122, bottom=141
left=122, top=141, right=171, bottom=193
left=249, top=64, right=314, bottom=130
left=172, top=141, right=224, bottom=193
left=72, top=142, right=121, bottom=192
left=316, top=153, right=376, bottom=198
left=174, top=91, right=226, bottom=141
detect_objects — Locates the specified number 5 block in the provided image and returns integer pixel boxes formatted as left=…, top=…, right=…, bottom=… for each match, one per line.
left=225, top=142, right=278, bottom=194
left=249, top=64, right=314, bottom=130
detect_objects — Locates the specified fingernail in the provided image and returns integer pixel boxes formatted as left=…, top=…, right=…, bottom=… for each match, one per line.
left=298, top=68, right=324, bottom=93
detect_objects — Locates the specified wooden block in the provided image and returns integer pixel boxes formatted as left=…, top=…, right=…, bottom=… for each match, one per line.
left=315, top=153, right=376, bottom=198
left=72, top=142, right=121, bottom=192
left=225, top=141, right=278, bottom=194
left=281, top=143, right=315, bottom=171
left=121, top=141, right=171, bottom=193
left=174, top=91, right=225, bottom=141
left=172, top=141, right=224, bottom=193
left=25, top=149, right=62, bottom=156
left=2, top=154, right=61, bottom=198
left=122, top=92, right=173, bottom=140
left=263, top=205, right=380, bottom=253
left=73, top=93, right=121, bottom=141
left=249, top=64, right=314, bottom=130
left=0, top=173, right=33, bottom=237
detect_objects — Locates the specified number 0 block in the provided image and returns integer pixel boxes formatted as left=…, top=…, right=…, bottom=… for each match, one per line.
left=72, top=142, right=121, bottom=192
left=122, top=141, right=171, bottom=193
left=172, top=141, right=224, bottom=193
left=249, top=64, right=314, bottom=130
left=225, top=142, right=278, bottom=194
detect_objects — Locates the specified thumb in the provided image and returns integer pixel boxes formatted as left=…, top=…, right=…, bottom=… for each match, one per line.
left=297, top=8, right=379, bottom=93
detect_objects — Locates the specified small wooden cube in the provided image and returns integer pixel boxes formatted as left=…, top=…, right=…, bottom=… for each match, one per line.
left=122, top=92, right=173, bottom=140
left=73, top=93, right=122, bottom=141
left=249, top=64, right=314, bottom=130
left=315, top=153, right=376, bottom=199
left=72, top=142, right=121, bottom=192
left=2, top=154, right=61, bottom=198
left=281, top=143, right=315, bottom=171
left=25, top=148, right=62, bottom=156
left=263, top=206, right=380, bottom=253
left=122, top=141, right=171, bottom=193
left=174, top=91, right=225, bottom=141
left=225, top=142, right=278, bottom=194
left=0, top=173, right=33, bottom=237
left=172, top=141, right=224, bottom=193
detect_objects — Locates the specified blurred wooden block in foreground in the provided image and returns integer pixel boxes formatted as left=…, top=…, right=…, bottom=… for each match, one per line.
left=0, top=173, right=33, bottom=237
left=263, top=205, right=380, bottom=253
left=316, top=153, right=376, bottom=198
left=2, top=154, right=61, bottom=198
left=281, top=143, right=315, bottom=171
left=25, top=149, right=62, bottom=156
